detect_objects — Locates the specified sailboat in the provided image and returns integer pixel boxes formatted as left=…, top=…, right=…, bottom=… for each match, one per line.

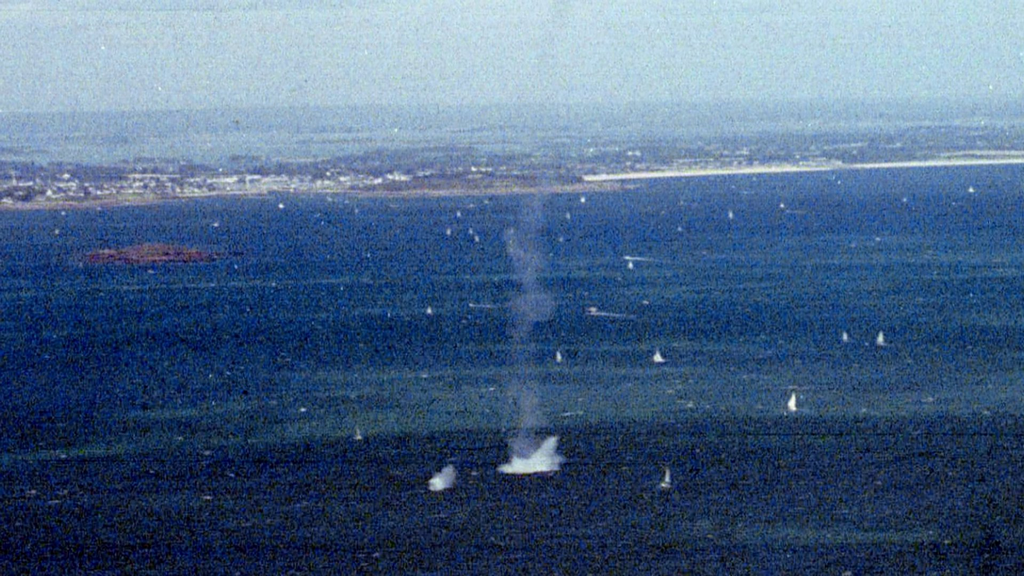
left=659, top=467, right=672, bottom=491
left=875, top=331, right=886, bottom=347
left=652, top=349, right=666, bottom=364
left=787, top=392, right=798, bottom=413
left=555, top=350, right=564, bottom=364
left=353, top=426, right=364, bottom=441
left=841, top=331, right=851, bottom=343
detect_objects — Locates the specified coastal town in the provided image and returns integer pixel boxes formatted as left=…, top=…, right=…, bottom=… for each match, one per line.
left=3, top=119, right=1024, bottom=206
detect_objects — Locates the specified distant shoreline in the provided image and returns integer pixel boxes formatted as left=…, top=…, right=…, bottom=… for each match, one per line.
left=0, top=180, right=626, bottom=211
left=5, top=155, right=1024, bottom=211
left=581, top=156, right=1024, bottom=182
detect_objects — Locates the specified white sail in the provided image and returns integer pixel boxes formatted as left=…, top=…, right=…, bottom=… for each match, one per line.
left=787, top=392, right=798, bottom=413
left=875, top=331, right=886, bottom=347
left=652, top=350, right=666, bottom=364
left=659, top=467, right=672, bottom=491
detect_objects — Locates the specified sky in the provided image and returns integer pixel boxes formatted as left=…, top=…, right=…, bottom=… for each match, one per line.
left=1, top=0, right=1022, bottom=112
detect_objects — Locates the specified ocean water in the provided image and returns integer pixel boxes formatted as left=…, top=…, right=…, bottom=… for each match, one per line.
left=3, top=166, right=1024, bottom=573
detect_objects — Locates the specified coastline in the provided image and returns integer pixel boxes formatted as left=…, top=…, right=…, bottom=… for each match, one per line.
left=581, top=156, right=1024, bottom=182
left=4, top=154, right=1024, bottom=211
left=0, top=180, right=627, bottom=211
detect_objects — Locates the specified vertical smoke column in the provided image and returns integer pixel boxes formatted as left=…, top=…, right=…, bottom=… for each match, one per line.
left=505, top=193, right=553, bottom=433
left=499, top=193, right=564, bottom=474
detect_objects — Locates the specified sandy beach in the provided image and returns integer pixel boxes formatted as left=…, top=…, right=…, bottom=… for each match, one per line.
left=582, top=155, right=1024, bottom=182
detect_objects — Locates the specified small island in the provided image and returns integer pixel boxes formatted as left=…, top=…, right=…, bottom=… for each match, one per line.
left=85, top=243, right=222, bottom=265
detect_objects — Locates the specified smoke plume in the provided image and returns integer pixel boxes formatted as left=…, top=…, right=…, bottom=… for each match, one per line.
left=503, top=193, right=555, bottom=452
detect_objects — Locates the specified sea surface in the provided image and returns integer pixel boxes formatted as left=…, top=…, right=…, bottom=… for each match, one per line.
left=3, top=166, right=1024, bottom=573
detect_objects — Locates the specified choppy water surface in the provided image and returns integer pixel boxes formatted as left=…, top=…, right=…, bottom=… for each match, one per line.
left=3, top=166, right=1024, bottom=572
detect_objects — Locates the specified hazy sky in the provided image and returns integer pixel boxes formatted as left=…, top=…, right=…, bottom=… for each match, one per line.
left=1, top=0, right=1022, bottom=112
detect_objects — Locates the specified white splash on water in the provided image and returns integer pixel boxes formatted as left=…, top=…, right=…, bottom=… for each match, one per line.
left=498, top=436, right=564, bottom=475
left=428, top=465, right=457, bottom=492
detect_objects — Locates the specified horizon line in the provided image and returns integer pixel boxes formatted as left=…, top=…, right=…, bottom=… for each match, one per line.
left=2, top=95, right=1022, bottom=117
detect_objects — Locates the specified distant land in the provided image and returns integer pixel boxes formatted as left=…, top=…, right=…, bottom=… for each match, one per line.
left=582, top=153, right=1024, bottom=182
left=3, top=106, right=1024, bottom=208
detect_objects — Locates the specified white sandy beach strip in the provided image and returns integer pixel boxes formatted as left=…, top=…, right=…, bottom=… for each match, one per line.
left=581, top=157, right=1024, bottom=182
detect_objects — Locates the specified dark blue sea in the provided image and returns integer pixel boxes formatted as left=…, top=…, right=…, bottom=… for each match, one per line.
left=3, top=166, right=1024, bottom=573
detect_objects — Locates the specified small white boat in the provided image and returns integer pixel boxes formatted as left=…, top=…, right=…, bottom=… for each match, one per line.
left=659, top=467, right=672, bottom=491
left=875, top=331, right=886, bottom=347
left=652, top=350, right=666, bottom=364
left=841, top=331, right=851, bottom=343
left=353, top=426, right=364, bottom=441
left=555, top=350, right=564, bottom=364
left=585, top=307, right=635, bottom=319
left=787, top=392, right=798, bottom=413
